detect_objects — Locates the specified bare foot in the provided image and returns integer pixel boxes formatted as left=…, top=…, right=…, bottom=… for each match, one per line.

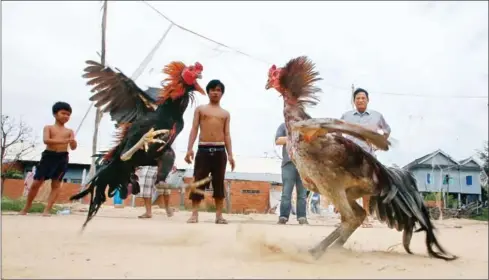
left=165, top=208, right=174, bottom=218
left=187, top=215, right=198, bottom=223
left=138, top=213, right=152, bottom=219
left=42, top=213, right=52, bottom=217
left=18, top=211, right=27, bottom=216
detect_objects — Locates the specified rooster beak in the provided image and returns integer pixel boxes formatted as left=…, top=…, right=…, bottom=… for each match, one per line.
left=194, top=83, right=205, bottom=95
left=265, top=84, right=271, bottom=90
left=197, top=73, right=202, bottom=79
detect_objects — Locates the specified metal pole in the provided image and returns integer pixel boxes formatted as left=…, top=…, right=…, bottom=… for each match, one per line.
left=88, top=0, right=108, bottom=182
left=226, top=181, right=231, bottom=213
left=447, top=175, right=450, bottom=208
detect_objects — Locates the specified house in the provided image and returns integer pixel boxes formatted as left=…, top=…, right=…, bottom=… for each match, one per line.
left=6, top=144, right=285, bottom=212
left=403, top=149, right=483, bottom=205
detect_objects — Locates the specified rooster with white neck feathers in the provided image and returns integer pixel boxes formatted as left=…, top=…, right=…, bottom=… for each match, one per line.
left=265, top=56, right=457, bottom=261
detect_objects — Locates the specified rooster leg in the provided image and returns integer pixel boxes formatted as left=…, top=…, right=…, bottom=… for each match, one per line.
left=155, top=177, right=211, bottom=196
left=120, top=128, right=169, bottom=161
left=153, top=148, right=176, bottom=199
left=331, top=199, right=366, bottom=248
left=308, top=227, right=343, bottom=259
left=153, top=148, right=210, bottom=196
left=309, top=190, right=360, bottom=259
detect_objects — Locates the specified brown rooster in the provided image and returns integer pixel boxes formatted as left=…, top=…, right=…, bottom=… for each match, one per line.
left=265, top=56, right=457, bottom=261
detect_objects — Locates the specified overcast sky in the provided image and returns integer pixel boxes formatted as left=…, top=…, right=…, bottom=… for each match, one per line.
left=2, top=1, right=488, bottom=167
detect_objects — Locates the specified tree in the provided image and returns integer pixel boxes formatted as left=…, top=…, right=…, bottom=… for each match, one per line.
left=477, top=141, right=488, bottom=201
left=1, top=115, right=36, bottom=194
left=478, top=141, right=488, bottom=173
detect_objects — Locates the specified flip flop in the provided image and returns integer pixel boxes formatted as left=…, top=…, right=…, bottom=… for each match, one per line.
left=187, top=216, right=198, bottom=223
left=215, top=217, right=228, bottom=224
left=138, top=214, right=152, bottom=219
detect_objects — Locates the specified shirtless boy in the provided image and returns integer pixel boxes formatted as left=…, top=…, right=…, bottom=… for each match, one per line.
left=184, top=79, right=235, bottom=224
left=19, top=102, right=77, bottom=216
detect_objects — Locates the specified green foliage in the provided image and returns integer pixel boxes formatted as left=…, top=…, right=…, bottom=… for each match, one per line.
left=204, top=204, right=217, bottom=212
left=478, top=141, right=488, bottom=174
left=447, top=194, right=458, bottom=209
left=477, top=141, right=488, bottom=201
left=423, top=192, right=458, bottom=208
left=2, top=169, right=23, bottom=179
left=424, top=192, right=439, bottom=201
left=1, top=197, right=60, bottom=214
left=470, top=208, right=488, bottom=221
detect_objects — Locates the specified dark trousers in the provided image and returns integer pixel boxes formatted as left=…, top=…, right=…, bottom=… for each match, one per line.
left=189, top=145, right=227, bottom=201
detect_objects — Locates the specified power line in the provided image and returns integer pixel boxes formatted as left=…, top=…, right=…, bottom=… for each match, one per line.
left=141, top=1, right=487, bottom=100
left=140, top=1, right=272, bottom=65
left=322, top=83, right=488, bottom=99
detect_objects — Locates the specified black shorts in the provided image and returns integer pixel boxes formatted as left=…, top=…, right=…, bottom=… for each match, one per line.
left=33, top=150, right=69, bottom=181
left=189, top=145, right=227, bottom=201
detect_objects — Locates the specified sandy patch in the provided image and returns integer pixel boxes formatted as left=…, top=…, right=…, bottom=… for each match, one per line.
left=2, top=207, right=487, bottom=279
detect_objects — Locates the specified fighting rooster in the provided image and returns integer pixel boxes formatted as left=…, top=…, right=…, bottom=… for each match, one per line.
left=70, top=60, right=211, bottom=229
left=265, top=56, right=456, bottom=261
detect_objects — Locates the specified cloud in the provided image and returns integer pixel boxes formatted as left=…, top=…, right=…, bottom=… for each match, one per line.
left=2, top=1, right=487, bottom=167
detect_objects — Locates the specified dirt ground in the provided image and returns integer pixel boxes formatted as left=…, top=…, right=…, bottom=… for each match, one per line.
left=2, top=206, right=488, bottom=279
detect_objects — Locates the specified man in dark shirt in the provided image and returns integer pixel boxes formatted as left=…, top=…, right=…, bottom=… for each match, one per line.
left=275, top=123, right=308, bottom=225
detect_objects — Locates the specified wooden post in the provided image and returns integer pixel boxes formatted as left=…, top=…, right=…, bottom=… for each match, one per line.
left=88, top=0, right=108, bottom=180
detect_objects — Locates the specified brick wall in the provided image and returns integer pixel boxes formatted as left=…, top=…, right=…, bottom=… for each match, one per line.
left=2, top=161, right=24, bottom=173
left=181, top=177, right=272, bottom=213
left=2, top=178, right=81, bottom=203
left=2, top=177, right=275, bottom=213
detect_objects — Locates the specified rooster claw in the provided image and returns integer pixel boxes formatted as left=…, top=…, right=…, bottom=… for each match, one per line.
left=308, top=247, right=324, bottom=260
left=120, top=128, right=170, bottom=161
left=142, top=128, right=169, bottom=150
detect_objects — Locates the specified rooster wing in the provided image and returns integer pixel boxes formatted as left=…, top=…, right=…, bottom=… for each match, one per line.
left=291, top=117, right=391, bottom=151
left=83, top=60, right=158, bottom=125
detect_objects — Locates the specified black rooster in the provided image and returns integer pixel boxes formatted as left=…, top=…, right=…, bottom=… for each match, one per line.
left=70, top=60, right=211, bottom=229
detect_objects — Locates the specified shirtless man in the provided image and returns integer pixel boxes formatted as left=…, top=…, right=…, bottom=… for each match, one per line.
left=19, top=101, right=77, bottom=216
left=184, top=79, right=235, bottom=224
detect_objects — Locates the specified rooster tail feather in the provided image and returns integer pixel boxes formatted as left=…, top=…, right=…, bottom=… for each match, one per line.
left=370, top=167, right=457, bottom=261
left=69, top=158, right=131, bottom=229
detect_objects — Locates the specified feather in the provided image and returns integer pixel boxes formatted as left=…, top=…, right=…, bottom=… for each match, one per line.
left=368, top=163, right=456, bottom=260
left=81, top=60, right=158, bottom=125
left=278, top=56, right=322, bottom=107
left=156, top=61, right=188, bottom=104
left=103, top=123, right=132, bottom=161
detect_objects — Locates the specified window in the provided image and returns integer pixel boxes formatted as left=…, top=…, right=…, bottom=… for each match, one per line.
left=241, top=189, right=261, bottom=194
left=466, top=175, right=473, bottom=186
left=426, top=173, right=431, bottom=184
left=442, top=174, right=449, bottom=185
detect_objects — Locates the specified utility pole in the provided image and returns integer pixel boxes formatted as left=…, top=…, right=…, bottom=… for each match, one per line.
left=351, top=84, right=355, bottom=108
left=88, top=0, right=108, bottom=180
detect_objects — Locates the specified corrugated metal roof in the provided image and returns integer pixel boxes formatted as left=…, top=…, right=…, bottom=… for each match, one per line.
left=183, top=169, right=282, bottom=183
left=17, top=145, right=100, bottom=166
left=16, top=146, right=283, bottom=182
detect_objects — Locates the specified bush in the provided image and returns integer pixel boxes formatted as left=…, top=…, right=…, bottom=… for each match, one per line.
left=424, top=192, right=439, bottom=201
left=1, top=197, right=60, bottom=214
left=2, top=169, right=23, bottom=179
left=471, top=208, right=488, bottom=221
